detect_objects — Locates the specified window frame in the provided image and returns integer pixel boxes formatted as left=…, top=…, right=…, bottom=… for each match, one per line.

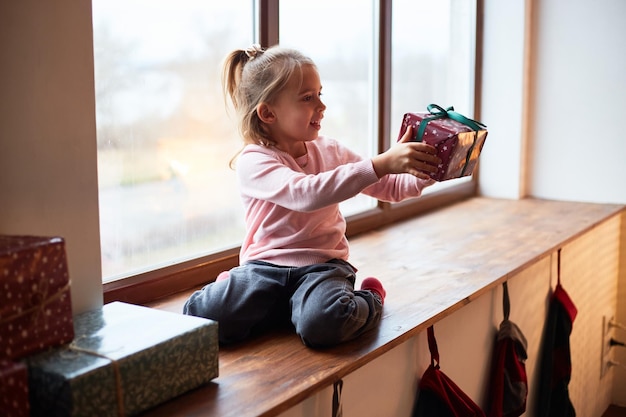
left=103, top=0, right=484, bottom=305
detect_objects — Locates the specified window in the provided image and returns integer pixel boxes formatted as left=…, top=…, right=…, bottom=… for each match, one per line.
left=391, top=0, right=478, bottom=195
left=279, top=0, right=377, bottom=216
left=93, top=1, right=253, bottom=282
left=97, top=1, right=481, bottom=303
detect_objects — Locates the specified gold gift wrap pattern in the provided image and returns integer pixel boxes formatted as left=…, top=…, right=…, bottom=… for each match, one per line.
left=26, top=302, right=218, bottom=417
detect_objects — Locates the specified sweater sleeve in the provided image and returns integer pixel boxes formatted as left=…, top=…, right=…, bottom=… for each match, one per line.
left=237, top=144, right=380, bottom=213
left=361, top=173, right=435, bottom=202
left=318, top=137, right=435, bottom=202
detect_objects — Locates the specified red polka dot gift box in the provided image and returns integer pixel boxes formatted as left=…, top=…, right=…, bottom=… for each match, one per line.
left=397, top=104, right=488, bottom=182
left=0, top=360, right=29, bottom=417
left=0, top=235, right=74, bottom=361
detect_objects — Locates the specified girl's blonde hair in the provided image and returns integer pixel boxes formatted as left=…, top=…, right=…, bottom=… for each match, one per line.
left=222, top=45, right=316, bottom=160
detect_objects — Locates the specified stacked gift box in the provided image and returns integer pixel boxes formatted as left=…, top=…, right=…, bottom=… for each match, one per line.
left=0, top=235, right=219, bottom=417
left=1, top=235, right=75, bottom=417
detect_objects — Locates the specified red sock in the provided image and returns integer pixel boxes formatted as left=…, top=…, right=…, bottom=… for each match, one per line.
left=360, top=277, right=386, bottom=305
left=216, top=271, right=230, bottom=282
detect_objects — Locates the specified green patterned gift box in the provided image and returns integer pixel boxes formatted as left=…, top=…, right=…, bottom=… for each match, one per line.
left=26, top=301, right=218, bottom=417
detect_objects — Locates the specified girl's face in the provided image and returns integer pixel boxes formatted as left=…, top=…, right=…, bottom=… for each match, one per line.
left=261, top=64, right=326, bottom=156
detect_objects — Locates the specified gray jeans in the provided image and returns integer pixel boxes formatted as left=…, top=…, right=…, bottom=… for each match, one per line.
left=183, top=259, right=383, bottom=347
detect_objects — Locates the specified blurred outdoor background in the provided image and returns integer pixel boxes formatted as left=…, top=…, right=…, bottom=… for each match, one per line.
left=93, top=0, right=474, bottom=281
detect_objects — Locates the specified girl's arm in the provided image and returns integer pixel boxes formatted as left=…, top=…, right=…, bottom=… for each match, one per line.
left=371, top=125, right=440, bottom=179
left=237, top=149, right=379, bottom=212
left=237, top=128, right=441, bottom=212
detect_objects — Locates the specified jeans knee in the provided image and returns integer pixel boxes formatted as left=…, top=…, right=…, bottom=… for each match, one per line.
left=298, top=321, right=343, bottom=348
left=295, top=307, right=357, bottom=348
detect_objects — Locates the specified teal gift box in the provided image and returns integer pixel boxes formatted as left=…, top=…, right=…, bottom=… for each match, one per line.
left=26, top=301, right=218, bottom=417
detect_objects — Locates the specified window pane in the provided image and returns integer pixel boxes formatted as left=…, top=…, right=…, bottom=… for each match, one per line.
left=279, top=0, right=378, bottom=216
left=391, top=0, right=477, bottom=193
left=93, top=1, right=254, bottom=282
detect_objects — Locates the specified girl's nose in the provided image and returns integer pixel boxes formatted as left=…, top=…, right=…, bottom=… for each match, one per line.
left=317, top=97, right=326, bottom=111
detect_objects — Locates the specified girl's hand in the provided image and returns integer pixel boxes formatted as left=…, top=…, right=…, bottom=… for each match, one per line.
left=372, top=125, right=441, bottom=179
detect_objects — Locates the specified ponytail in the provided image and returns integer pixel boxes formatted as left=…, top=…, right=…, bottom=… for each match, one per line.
left=221, top=44, right=315, bottom=156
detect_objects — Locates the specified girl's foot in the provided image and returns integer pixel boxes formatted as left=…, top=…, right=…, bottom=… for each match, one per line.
left=360, top=277, right=386, bottom=305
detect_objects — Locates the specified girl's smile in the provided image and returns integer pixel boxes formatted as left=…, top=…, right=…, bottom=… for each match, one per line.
left=310, top=120, right=321, bottom=131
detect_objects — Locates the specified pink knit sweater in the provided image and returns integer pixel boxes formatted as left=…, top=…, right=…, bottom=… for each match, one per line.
left=236, top=135, right=433, bottom=267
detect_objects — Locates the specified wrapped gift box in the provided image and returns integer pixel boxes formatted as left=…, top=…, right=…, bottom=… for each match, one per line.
left=26, top=301, right=218, bottom=417
left=397, top=105, right=488, bottom=181
left=0, top=360, right=30, bottom=417
left=0, top=235, right=74, bottom=360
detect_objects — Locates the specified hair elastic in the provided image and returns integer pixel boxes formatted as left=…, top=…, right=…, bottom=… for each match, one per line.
left=244, top=44, right=263, bottom=60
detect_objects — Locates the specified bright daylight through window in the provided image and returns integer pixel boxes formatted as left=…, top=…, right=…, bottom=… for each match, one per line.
left=93, top=1, right=253, bottom=282
left=93, top=0, right=477, bottom=284
left=279, top=1, right=378, bottom=216
left=392, top=0, right=477, bottom=196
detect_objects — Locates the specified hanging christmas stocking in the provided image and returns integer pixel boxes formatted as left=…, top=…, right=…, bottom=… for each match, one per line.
left=412, top=325, right=485, bottom=417
left=536, top=249, right=577, bottom=417
left=486, top=281, right=528, bottom=417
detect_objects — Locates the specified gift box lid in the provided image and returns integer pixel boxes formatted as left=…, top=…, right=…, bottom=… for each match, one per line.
left=0, top=235, right=65, bottom=255
left=30, top=302, right=218, bottom=371
left=71, top=301, right=215, bottom=358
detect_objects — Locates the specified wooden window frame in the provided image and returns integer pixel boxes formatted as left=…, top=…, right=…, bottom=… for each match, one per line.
left=103, top=0, right=484, bottom=305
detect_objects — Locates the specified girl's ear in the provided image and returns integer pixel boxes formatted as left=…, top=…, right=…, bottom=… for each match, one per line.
left=256, top=103, right=276, bottom=124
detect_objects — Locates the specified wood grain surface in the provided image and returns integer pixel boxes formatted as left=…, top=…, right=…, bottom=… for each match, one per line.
left=142, top=197, right=624, bottom=417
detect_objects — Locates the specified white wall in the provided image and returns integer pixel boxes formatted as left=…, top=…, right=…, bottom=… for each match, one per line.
left=0, top=1, right=103, bottom=314
left=479, top=0, right=626, bottom=204
left=528, top=0, right=626, bottom=204
left=477, top=0, right=527, bottom=199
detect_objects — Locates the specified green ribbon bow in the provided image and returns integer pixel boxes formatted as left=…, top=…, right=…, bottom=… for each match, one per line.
left=415, top=104, right=486, bottom=142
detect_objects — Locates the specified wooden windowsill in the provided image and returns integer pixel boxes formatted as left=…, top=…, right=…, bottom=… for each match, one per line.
left=140, top=197, right=624, bottom=417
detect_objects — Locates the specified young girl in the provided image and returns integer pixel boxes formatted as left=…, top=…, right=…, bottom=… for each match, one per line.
left=184, top=44, right=440, bottom=348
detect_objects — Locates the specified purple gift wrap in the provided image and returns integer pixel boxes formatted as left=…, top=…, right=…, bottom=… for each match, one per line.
left=397, top=104, right=488, bottom=182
